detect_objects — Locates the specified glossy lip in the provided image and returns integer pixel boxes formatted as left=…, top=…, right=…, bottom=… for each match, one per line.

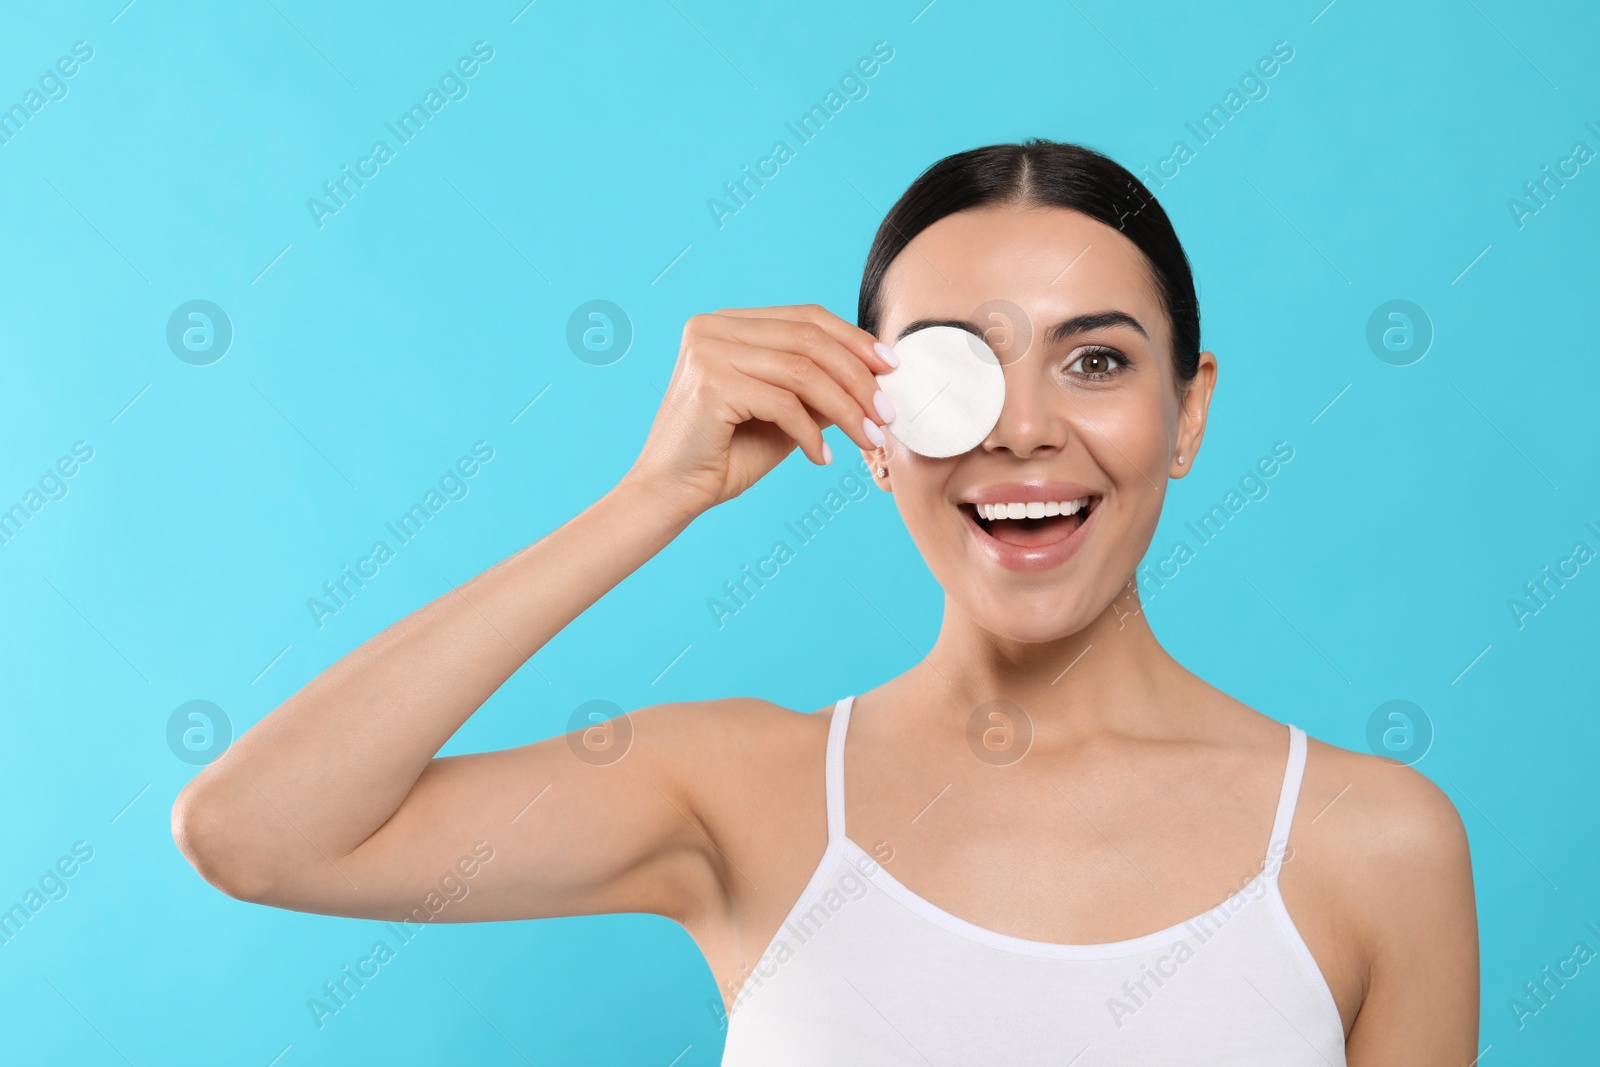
left=956, top=481, right=1101, bottom=574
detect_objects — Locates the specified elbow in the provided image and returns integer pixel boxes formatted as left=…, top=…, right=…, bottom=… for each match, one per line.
left=170, top=780, right=275, bottom=903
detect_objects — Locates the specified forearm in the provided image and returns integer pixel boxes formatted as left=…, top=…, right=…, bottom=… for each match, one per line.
left=175, top=476, right=695, bottom=873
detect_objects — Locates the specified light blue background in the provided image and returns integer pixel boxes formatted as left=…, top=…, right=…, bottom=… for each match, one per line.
left=2, top=0, right=1596, bottom=1062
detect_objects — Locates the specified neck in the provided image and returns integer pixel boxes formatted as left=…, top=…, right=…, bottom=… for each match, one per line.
left=907, top=583, right=1187, bottom=739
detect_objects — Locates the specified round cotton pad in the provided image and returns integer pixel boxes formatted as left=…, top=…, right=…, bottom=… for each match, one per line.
left=875, top=326, right=1005, bottom=459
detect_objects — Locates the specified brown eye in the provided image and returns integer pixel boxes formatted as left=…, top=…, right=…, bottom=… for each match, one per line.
left=1065, top=346, right=1128, bottom=379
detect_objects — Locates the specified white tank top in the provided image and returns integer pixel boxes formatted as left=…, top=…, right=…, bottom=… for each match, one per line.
left=720, top=694, right=1347, bottom=1064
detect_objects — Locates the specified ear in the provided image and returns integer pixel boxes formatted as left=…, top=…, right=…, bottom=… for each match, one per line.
left=1170, top=351, right=1217, bottom=479
left=860, top=445, right=892, bottom=490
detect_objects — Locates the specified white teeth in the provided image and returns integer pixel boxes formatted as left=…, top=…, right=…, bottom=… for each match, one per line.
left=975, top=498, right=1089, bottom=521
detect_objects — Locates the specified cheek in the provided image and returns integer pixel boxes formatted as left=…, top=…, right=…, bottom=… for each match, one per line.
left=889, top=454, right=952, bottom=519
left=1065, top=390, right=1171, bottom=480
left=1068, top=388, right=1174, bottom=566
left=886, top=455, right=966, bottom=551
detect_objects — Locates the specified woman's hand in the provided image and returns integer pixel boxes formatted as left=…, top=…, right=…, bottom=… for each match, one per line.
left=623, top=304, right=898, bottom=520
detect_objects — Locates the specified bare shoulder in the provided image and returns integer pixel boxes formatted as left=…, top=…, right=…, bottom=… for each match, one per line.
left=1292, top=733, right=1481, bottom=1054
left=1296, top=735, right=1473, bottom=894
left=1293, top=731, right=1478, bottom=997
left=1202, top=683, right=1469, bottom=881
left=1184, top=684, right=1470, bottom=888
left=1199, top=689, right=1468, bottom=858
left=625, top=694, right=831, bottom=827
left=627, top=694, right=828, bottom=766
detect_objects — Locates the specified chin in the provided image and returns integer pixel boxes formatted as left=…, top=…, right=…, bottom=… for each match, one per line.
left=969, top=589, right=1103, bottom=645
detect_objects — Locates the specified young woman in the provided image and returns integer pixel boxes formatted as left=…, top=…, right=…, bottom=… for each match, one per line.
left=173, top=140, right=1478, bottom=1062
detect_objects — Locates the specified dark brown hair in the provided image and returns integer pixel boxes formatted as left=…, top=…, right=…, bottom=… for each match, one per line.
left=857, top=138, right=1201, bottom=388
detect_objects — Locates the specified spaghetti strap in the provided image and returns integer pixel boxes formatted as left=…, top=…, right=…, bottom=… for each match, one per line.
left=1264, top=723, right=1308, bottom=879
left=720, top=707, right=1347, bottom=1062
left=824, top=694, right=855, bottom=843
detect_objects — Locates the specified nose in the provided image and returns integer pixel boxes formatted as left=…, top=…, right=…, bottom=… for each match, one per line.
left=981, top=361, right=1069, bottom=460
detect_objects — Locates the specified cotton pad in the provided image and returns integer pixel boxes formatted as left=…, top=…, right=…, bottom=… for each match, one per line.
left=875, top=326, right=1005, bottom=459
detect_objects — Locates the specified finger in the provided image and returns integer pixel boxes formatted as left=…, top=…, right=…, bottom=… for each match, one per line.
left=712, top=304, right=895, bottom=374
left=702, top=337, right=886, bottom=455
left=714, top=304, right=891, bottom=371
left=720, top=371, right=830, bottom=466
left=702, top=316, right=894, bottom=437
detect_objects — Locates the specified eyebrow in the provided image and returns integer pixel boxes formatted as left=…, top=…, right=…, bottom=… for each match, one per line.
left=895, top=310, right=1149, bottom=345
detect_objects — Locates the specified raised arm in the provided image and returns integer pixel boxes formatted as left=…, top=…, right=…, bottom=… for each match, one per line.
left=170, top=304, right=896, bottom=928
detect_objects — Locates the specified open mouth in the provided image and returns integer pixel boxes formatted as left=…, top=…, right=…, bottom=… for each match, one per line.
left=961, top=496, right=1097, bottom=548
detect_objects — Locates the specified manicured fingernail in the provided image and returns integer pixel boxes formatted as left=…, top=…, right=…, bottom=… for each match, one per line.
left=863, top=416, right=886, bottom=447
left=874, top=342, right=900, bottom=368
left=821, top=441, right=834, bottom=465
left=873, top=389, right=897, bottom=423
